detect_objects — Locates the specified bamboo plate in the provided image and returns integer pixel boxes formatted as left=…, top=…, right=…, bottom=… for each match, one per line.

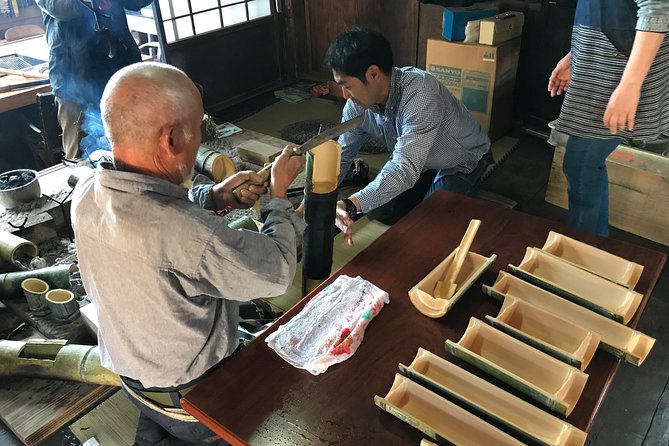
left=400, top=348, right=587, bottom=446
left=509, top=247, right=642, bottom=324
left=482, top=272, right=655, bottom=366
left=374, top=374, right=525, bottom=446
left=541, top=231, right=643, bottom=289
left=408, top=251, right=496, bottom=318
left=445, top=318, right=589, bottom=416
left=485, top=299, right=601, bottom=371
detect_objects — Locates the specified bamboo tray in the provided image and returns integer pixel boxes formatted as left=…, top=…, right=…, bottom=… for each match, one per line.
left=509, top=247, right=642, bottom=324
left=541, top=231, right=643, bottom=289
left=400, top=348, right=587, bottom=446
left=445, top=318, right=589, bottom=416
left=408, top=250, right=496, bottom=318
left=374, top=374, right=525, bottom=446
left=485, top=299, right=601, bottom=371
left=483, top=272, right=656, bottom=366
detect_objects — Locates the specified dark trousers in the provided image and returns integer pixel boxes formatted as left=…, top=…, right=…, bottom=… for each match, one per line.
left=368, top=151, right=493, bottom=225
left=121, top=386, right=228, bottom=445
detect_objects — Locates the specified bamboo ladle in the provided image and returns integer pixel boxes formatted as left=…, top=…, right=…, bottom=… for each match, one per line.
left=434, top=219, right=481, bottom=299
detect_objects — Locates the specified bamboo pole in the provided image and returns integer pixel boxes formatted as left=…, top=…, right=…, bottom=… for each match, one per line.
left=0, top=339, right=120, bottom=386
left=0, top=67, right=49, bottom=79
left=0, top=264, right=75, bottom=297
left=0, top=230, right=38, bottom=264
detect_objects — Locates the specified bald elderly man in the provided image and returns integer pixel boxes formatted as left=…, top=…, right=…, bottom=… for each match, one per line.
left=71, top=62, right=305, bottom=445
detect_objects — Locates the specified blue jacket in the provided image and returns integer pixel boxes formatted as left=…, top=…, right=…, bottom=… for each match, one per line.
left=36, top=0, right=153, bottom=105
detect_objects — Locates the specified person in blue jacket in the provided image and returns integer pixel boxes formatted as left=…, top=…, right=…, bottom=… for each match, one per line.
left=36, top=0, right=153, bottom=160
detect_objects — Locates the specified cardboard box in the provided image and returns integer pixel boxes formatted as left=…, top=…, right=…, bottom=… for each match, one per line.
left=426, top=38, right=521, bottom=141
left=442, top=6, right=498, bottom=41
left=479, top=12, right=525, bottom=45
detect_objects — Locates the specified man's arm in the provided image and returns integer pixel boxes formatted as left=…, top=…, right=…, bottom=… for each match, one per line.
left=604, top=1, right=668, bottom=134
left=35, top=0, right=87, bottom=21
left=195, top=148, right=306, bottom=300
left=352, top=93, right=442, bottom=213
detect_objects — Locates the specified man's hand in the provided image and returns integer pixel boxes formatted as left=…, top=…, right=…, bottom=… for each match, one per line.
left=335, top=200, right=355, bottom=246
left=548, top=52, right=571, bottom=97
left=271, top=146, right=305, bottom=199
left=211, top=171, right=267, bottom=209
left=603, top=82, right=641, bottom=135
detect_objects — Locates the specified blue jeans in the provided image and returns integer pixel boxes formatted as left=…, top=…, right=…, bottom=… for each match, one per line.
left=426, top=150, right=493, bottom=198
left=563, top=136, right=620, bottom=236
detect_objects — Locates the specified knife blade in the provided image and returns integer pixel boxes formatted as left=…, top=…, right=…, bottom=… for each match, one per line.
left=231, top=115, right=363, bottom=200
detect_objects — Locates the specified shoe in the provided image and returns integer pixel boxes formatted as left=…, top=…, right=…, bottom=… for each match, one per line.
left=340, top=159, right=370, bottom=187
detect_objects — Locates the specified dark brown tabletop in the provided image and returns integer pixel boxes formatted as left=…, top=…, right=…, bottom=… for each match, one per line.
left=181, top=190, right=667, bottom=446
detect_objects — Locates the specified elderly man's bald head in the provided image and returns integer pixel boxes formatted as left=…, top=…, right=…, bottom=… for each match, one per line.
left=101, top=62, right=203, bottom=153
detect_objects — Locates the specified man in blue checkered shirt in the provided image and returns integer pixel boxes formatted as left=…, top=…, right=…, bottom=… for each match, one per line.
left=327, top=27, right=492, bottom=246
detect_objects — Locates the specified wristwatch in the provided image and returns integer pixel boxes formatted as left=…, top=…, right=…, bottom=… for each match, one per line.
left=342, top=198, right=358, bottom=219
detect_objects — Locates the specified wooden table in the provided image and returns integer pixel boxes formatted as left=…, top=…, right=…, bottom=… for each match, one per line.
left=181, top=190, right=667, bottom=445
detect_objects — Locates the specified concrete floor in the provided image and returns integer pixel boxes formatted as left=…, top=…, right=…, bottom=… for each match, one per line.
left=2, top=94, right=667, bottom=445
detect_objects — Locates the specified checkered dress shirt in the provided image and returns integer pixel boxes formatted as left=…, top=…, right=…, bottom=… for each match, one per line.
left=338, top=67, right=490, bottom=213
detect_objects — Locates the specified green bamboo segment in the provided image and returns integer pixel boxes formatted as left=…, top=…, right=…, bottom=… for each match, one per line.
left=0, top=339, right=119, bottom=386
left=482, top=272, right=656, bottom=366
left=445, top=318, right=589, bottom=417
left=0, top=264, right=75, bottom=297
left=484, top=299, right=601, bottom=371
left=541, top=231, right=643, bottom=289
left=0, top=230, right=38, bottom=264
left=509, top=247, right=642, bottom=324
left=375, top=374, right=525, bottom=446
left=400, top=348, right=587, bottom=446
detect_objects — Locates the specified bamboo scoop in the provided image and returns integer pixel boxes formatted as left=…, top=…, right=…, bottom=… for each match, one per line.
left=433, top=219, right=481, bottom=299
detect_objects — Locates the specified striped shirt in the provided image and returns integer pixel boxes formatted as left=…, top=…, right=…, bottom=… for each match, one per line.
left=338, top=67, right=490, bottom=213
left=556, top=1, right=669, bottom=142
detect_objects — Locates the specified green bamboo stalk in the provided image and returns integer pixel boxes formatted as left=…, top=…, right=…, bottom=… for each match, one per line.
left=0, top=339, right=119, bottom=386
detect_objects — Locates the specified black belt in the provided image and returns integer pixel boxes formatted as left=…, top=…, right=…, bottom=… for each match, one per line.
left=120, top=376, right=197, bottom=408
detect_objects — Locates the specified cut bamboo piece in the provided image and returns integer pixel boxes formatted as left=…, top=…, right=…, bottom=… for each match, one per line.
left=400, top=348, right=587, bottom=446
left=541, top=231, right=643, bottom=289
left=445, top=318, right=589, bottom=416
left=482, top=272, right=656, bottom=366
left=434, top=219, right=481, bottom=298
left=485, top=299, right=601, bottom=371
left=509, top=247, right=642, bottom=324
left=0, top=67, right=49, bottom=80
left=0, top=230, right=38, bottom=264
left=408, top=251, right=496, bottom=318
left=374, top=374, right=525, bottom=446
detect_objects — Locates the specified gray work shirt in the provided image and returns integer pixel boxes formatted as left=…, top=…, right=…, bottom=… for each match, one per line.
left=71, top=166, right=305, bottom=388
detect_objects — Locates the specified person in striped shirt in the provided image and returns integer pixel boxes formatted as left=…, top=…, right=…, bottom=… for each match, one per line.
left=324, top=27, right=491, bottom=246
left=549, top=0, right=668, bottom=236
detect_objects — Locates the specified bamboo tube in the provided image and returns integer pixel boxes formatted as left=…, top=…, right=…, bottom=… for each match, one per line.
left=0, top=264, right=75, bottom=297
left=0, top=230, right=38, bottom=264
left=0, top=67, right=49, bottom=79
left=302, top=141, right=341, bottom=296
left=0, top=339, right=120, bottom=386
